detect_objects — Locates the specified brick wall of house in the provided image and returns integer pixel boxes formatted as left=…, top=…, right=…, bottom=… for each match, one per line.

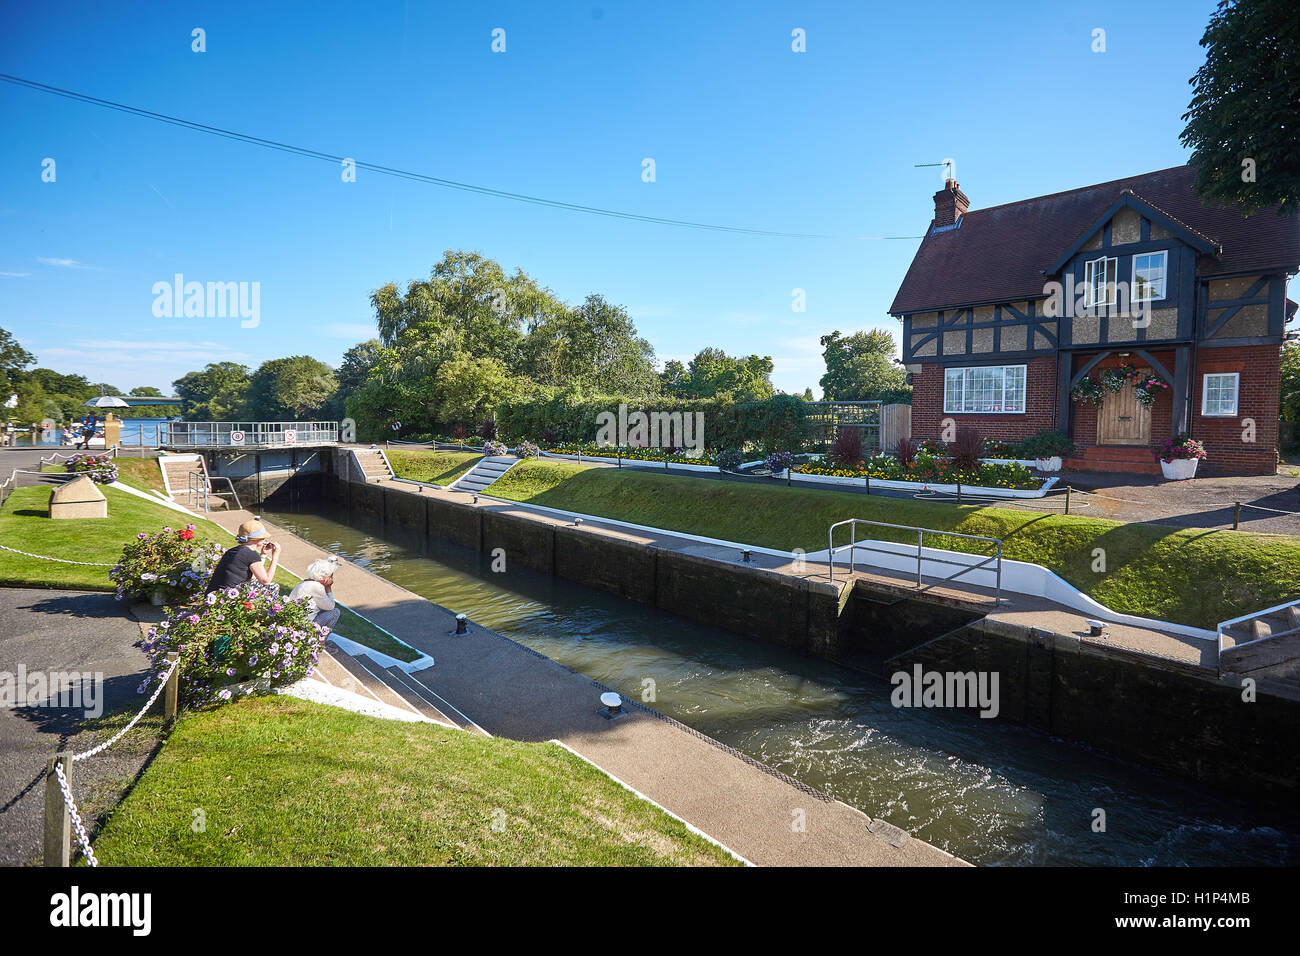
left=911, top=355, right=1058, bottom=444
left=1190, top=344, right=1280, bottom=476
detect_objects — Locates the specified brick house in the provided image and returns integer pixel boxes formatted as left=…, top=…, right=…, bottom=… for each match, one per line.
left=889, top=166, right=1299, bottom=475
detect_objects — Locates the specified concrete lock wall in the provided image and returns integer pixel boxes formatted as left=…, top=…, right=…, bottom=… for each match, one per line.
left=305, top=468, right=1299, bottom=802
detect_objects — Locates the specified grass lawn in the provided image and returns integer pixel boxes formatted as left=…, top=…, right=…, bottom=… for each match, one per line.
left=89, top=695, right=738, bottom=866
left=44, top=457, right=167, bottom=496
left=0, top=484, right=419, bottom=662
left=387, top=448, right=482, bottom=486
left=487, top=460, right=1300, bottom=629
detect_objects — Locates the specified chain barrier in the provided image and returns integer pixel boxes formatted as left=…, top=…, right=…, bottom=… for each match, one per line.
left=72, top=658, right=178, bottom=762
left=53, top=761, right=99, bottom=868
left=46, top=658, right=178, bottom=867
left=0, top=543, right=114, bottom=566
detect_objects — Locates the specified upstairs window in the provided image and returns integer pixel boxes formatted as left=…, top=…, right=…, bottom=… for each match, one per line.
left=1084, top=256, right=1117, bottom=307
left=1202, top=372, right=1239, bottom=417
left=1132, top=250, right=1168, bottom=301
left=944, top=365, right=1027, bottom=414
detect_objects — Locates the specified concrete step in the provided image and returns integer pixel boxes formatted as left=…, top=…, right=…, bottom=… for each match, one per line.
left=324, top=643, right=423, bottom=717
left=382, top=666, right=486, bottom=735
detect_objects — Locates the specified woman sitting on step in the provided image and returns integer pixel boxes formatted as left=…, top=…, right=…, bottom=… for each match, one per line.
left=205, top=519, right=282, bottom=595
left=288, top=558, right=341, bottom=632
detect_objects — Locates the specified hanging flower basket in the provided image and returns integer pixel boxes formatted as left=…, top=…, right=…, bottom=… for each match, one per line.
left=1133, top=374, right=1170, bottom=408
left=1099, top=363, right=1139, bottom=393
left=1070, top=378, right=1105, bottom=407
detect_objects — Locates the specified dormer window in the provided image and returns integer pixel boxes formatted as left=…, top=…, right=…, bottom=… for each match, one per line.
left=1132, top=250, right=1168, bottom=301
left=1084, top=256, right=1117, bottom=307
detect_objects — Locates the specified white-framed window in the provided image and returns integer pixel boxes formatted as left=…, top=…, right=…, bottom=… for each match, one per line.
left=1084, top=256, right=1117, bottom=308
left=1132, top=250, right=1168, bottom=301
left=1201, top=372, right=1239, bottom=417
left=943, top=365, right=1027, bottom=414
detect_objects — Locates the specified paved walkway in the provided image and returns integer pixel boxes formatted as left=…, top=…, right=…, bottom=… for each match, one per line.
left=0, top=588, right=153, bottom=866
left=208, top=504, right=962, bottom=866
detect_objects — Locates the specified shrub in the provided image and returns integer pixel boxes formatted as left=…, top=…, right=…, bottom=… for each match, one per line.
left=827, top=427, right=864, bottom=466
left=66, top=453, right=118, bottom=484
left=138, top=583, right=324, bottom=708
left=949, top=426, right=984, bottom=471
left=483, top=439, right=508, bottom=457
left=109, top=525, right=225, bottom=605
left=1019, top=429, right=1075, bottom=459
left=452, top=424, right=467, bottom=441
left=896, top=437, right=916, bottom=468
left=715, top=448, right=744, bottom=471
left=516, top=440, right=541, bottom=459
left=479, top=418, right=498, bottom=440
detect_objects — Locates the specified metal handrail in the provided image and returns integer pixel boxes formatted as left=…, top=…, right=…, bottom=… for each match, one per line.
left=827, top=518, right=1003, bottom=604
left=160, top=421, right=338, bottom=448
left=186, top=470, right=242, bottom=512
left=1216, top=598, right=1300, bottom=658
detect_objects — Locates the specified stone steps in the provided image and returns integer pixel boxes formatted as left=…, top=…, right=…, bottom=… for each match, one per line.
left=452, top=456, right=516, bottom=493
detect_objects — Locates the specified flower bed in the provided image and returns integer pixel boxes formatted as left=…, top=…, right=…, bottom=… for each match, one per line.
left=139, top=583, right=325, bottom=709
left=108, top=525, right=225, bottom=605
left=795, top=452, right=1045, bottom=492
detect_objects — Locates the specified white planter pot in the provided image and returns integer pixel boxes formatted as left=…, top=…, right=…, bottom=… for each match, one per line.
left=1034, top=457, right=1062, bottom=472
left=1160, top=458, right=1199, bottom=480
left=149, top=589, right=166, bottom=607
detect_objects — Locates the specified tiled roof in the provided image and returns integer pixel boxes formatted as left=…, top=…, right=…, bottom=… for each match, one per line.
left=889, top=165, right=1300, bottom=315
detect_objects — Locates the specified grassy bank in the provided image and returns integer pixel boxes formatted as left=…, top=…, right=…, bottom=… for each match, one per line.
left=43, top=457, right=167, bottom=495
left=0, top=485, right=418, bottom=662
left=486, top=459, right=1300, bottom=629
left=387, top=448, right=482, bottom=486
left=90, top=696, right=738, bottom=866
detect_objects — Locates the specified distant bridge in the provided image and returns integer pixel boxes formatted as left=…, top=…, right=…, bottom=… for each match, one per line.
left=119, top=396, right=184, bottom=406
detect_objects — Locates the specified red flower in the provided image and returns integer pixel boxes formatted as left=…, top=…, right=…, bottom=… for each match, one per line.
left=243, top=601, right=253, bottom=610
left=178, top=529, right=194, bottom=540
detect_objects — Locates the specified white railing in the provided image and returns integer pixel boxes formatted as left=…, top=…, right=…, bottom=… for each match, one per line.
left=828, top=518, right=1003, bottom=603
left=1216, top=598, right=1300, bottom=659
left=161, top=421, right=338, bottom=448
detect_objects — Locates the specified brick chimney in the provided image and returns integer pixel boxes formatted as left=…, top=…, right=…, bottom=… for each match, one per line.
left=932, top=178, right=970, bottom=227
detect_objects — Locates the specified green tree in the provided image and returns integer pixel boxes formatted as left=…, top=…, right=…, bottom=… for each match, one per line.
left=173, top=362, right=251, bottom=420
left=663, top=347, right=774, bottom=401
left=336, top=339, right=386, bottom=395
left=0, top=327, right=35, bottom=412
left=1281, top=340, right=1300, bottom=422
left=523, top=294, right=659, bottom=396
left=1181, top=0, right=1300, bottom=215
left=246, top=356, right=338, bottom=420
left=819, top=329, right=911, bottom=402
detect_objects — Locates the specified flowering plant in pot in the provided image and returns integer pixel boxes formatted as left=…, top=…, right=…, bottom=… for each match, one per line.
left=766, top=450, right=796, bottom=477
left=109, top=525, right=224, bottom=606
left=482, top=439, right=508, bottom=457
left=515, top=440, right=541, bottom=459
left=1018, top=430, right=1075, bottom=472
left=66, top=453, right=118, bottom=484
left=715, top=448, right=744, bottom=471
left=138, top=583, right=324, bottom=709
left=1154, top=434, right=1206, bottom=480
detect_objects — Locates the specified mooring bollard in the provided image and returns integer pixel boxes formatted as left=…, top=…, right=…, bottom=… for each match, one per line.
left=454, top=613, right=469, bottom=636
left=44, top=753, right=71, bottom=867
left=164, top=652, right=179, bottom=719
left=1233, top=502, right=1241, bottom=530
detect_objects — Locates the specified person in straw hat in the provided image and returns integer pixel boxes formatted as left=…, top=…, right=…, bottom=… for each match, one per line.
left=205, top=518, right=282, bottom=594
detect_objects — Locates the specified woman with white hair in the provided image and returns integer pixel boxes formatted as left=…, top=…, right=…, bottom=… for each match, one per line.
left=288, top=558, right=341, bottom=631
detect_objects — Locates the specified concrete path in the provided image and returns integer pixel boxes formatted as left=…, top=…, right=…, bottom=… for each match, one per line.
left=208, top=505, right=963, bottom=866
left=0, top=588, right=152, bottom=866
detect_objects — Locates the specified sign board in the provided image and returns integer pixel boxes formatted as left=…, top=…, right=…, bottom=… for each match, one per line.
left=229, top=430, right=246, bottom=446
left=283, top=430, right=297, bottom=445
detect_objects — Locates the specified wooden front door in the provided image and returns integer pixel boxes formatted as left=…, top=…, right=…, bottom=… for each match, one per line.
left=1097, top=369, right=1151, bottom=445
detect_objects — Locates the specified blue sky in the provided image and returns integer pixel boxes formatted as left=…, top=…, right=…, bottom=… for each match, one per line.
left=0, top=0, right=1252, bottom=396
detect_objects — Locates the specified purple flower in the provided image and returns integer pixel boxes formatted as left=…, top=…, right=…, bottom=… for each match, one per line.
left=249, top=654, right=258, bottom=666
left=205, top=592, right=217, bottom=606
left=187, top=614, right=200, bottom=624
left=226, top=667, right=236, bottom=676
left=218, top=689, right=232, bottom=700
left=137, top=532, right=147, bottom=540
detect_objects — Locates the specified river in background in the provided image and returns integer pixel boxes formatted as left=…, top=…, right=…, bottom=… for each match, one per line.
left=5, top=416, right=172, bottom=447
left=265, top=505, right=1300, bottom=867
